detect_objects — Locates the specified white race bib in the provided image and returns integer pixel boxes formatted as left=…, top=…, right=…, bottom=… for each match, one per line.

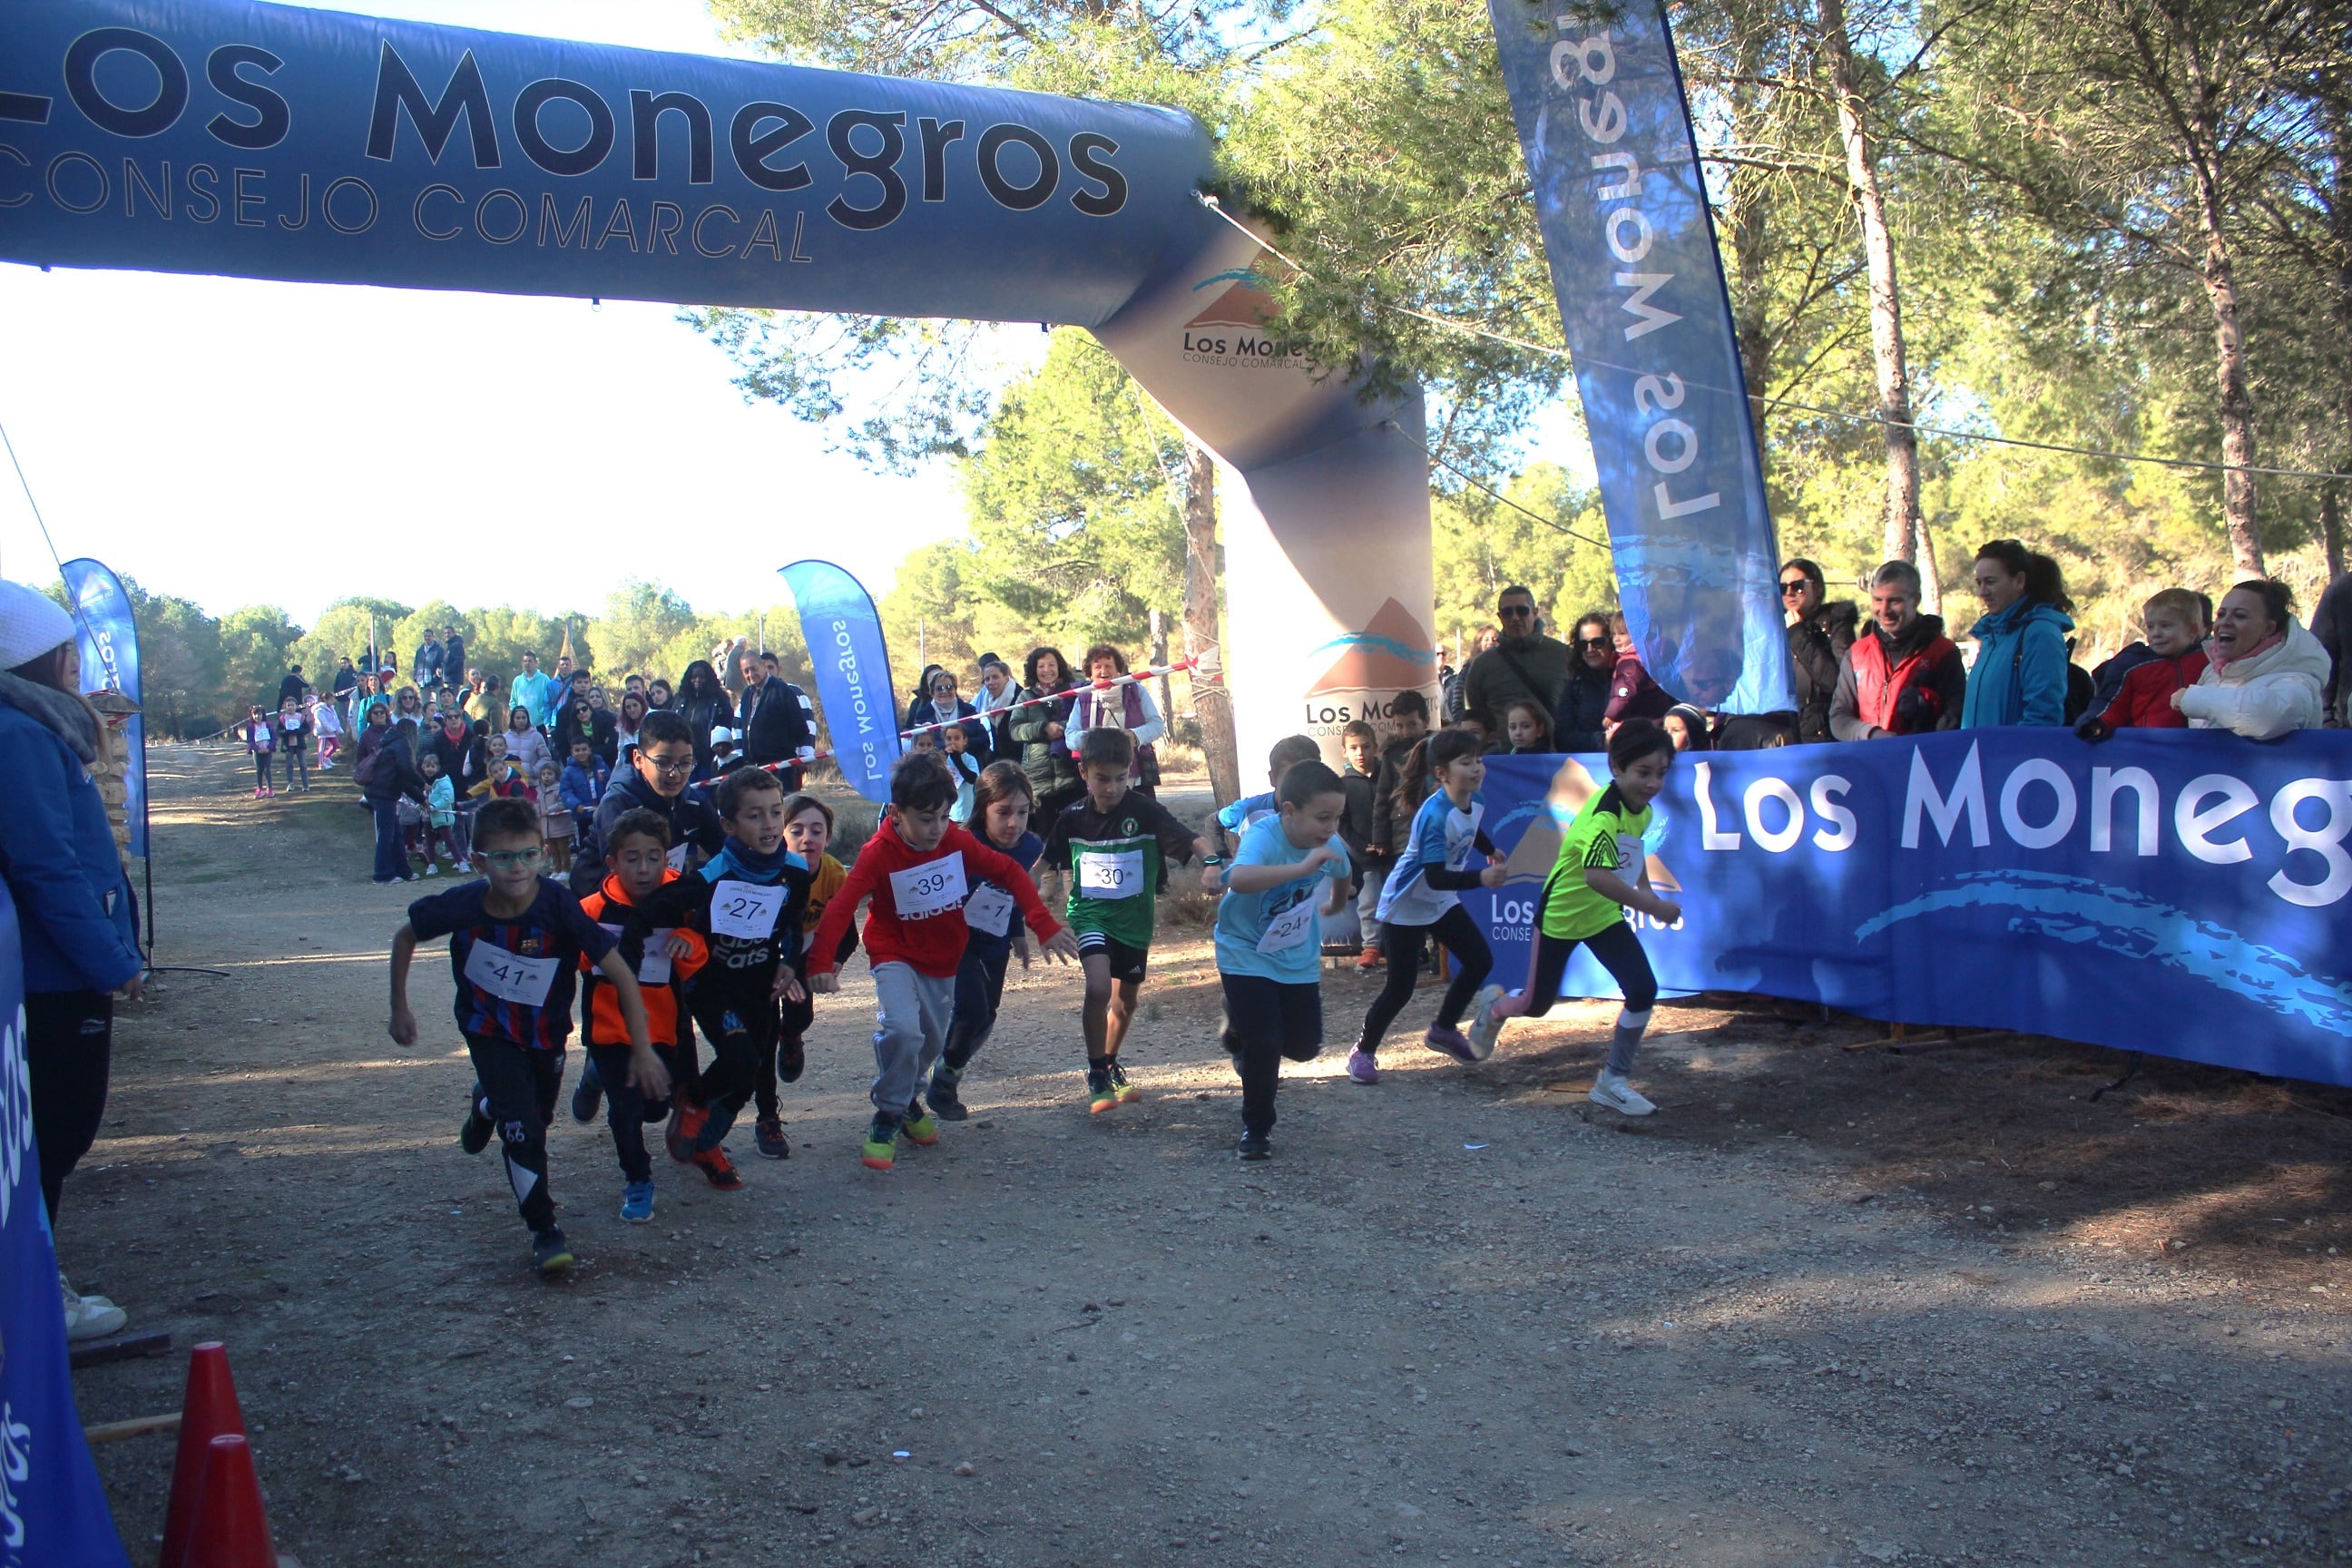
left=1077, top=848, right=1144, bottom=899
left=1613, top=834, right=1642, bottom=874
left=1255, top=894, right=1318, bottom=955
left=890, top=853, right=969, bottom=919
left=463, top=939, right=559, bottom=1008
left=710, top=879, right=786, bottom=940
left=598, top=921, right=674, bottom=985
left=667, top=843, right=690, bottom=872
left=962, top=880, right=1017, bottom=937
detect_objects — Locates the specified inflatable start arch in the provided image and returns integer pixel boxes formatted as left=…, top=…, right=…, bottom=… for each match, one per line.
left=0, top=0, right=1433, bottom=768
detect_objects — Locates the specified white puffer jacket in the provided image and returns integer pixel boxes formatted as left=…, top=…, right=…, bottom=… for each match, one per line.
left=2178, top=618, right=2329, bottom=740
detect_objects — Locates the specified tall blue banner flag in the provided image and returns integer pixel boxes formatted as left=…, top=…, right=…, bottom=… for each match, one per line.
left=1485, top=0, right=1794, bottom=715
left=60, top=557, right=144, bottom=859
left=0, top=882, right=134, bottom=1567
left=1465, top=734, right=2352, bottom=1087
left=779, top=561, right=900, bottom=804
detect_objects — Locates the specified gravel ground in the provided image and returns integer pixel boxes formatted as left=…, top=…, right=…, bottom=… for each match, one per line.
left=65, top=744, right=2352, bottom=1567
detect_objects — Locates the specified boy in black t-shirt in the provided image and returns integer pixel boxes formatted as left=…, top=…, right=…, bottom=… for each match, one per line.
left=390, top=797, right=661, bottom=1275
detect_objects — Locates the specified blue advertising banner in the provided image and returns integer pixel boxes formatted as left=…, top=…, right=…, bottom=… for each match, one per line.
left=1464, top=731, right=2352, bottom=1086
left=0, top=882, right=132, bottom=1568
left=779, top=560, right=899, bottom=805
left=0, top=0, right=1219, bottom=326
left=1485, top=0, right=1793, bottom=717
left=60, top=557, right=144, bottom=859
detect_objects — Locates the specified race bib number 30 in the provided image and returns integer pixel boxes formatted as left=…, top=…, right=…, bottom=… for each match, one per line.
left=463, top=939, right=559, bottom=1008
left=962, top=881, right=1017, bottom=937
left=1077, top=848, right=1144, bottom=899
left=710, top=879, right=787, bottom=939
left=891, top=854, right=969, bottom=919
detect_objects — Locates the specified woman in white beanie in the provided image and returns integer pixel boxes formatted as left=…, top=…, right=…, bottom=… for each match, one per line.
left=0, top=579, right=147, bottom=1341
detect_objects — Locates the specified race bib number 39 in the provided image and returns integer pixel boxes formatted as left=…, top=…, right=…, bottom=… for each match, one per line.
left=962, top=880, right=1017, bottom=937
left=710, top=879, right=787, bottom=940
left=463, top=939, right=559, bottom=1008
left=890, top=854, right=969, bottom=919
left=1077, top=848, right=1144, bottom=899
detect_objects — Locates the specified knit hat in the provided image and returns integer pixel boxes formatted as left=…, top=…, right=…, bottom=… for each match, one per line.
left=0, top=579, right=75, bottom=671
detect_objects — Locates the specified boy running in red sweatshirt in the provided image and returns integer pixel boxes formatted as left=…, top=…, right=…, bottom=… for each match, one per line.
left=807, top=751, right=1078, bottom=1170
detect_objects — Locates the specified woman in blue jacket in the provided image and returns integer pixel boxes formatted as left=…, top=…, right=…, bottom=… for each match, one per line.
left=1963, top=539, right=2076, bottom=727
left=0, top=581, right=146, bottom=1340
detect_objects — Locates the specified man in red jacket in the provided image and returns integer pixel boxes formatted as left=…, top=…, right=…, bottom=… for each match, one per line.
left=808, top=752, right=1079, bottom=1170
left=1829, top=561, right=1968, bottom=740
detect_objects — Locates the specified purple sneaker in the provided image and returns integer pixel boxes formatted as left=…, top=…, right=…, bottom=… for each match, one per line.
left=1423, top=1024, right=1477, bottom=1065
left=1347, top=1047, right=1379, bottom=1085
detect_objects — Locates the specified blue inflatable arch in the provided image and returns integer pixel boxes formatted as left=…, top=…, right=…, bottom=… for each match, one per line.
left=0, top=0, right=1433, bottom=766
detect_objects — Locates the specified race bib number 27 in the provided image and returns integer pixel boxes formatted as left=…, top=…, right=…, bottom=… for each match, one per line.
left=710, top=880, right=787, bottom=940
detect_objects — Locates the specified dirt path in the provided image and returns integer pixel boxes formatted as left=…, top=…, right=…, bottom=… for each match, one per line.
left=68, top=744, right=2351, bottom=1567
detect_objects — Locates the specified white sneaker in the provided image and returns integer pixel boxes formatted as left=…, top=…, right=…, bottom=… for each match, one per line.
left=62, top=1278, right=127, bottom=1341
left=1587, top=1070, right=1655, bottom=1116
left=58, top=1269, right=116, bottom=1312
left=424, top=862, right=440, bottom=877
left=1465, top=983, right=1507, bottom=1060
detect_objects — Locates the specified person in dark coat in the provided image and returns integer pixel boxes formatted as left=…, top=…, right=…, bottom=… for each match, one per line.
left=1009, top=647, right=1081, bottom=817
left=0, top=582, right=150, bottom=1340
left=1602, top=612, right=1677, bottom=728
left=354, top=699, right=429, bottom=882
left=2310, top=569, right=2351, bottom=728
left=739, top=659, right=817, bottom=779
left=441, top=626, right=466, bottom=691
left=554, top=695, right=619, bottom=767
left=1781, top=557, right=1859, bottom=743
left=1552, top=612, right=1615, bottom=750
left=674, top=659, right=735, bottom=769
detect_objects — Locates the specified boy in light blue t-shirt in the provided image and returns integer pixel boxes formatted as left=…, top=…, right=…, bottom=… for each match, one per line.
left=1210, top=760, right=1355, bottom=1161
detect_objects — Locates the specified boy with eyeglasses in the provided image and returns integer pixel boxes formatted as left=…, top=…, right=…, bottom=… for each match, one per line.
left=389, top=797, right=657, bottom=1276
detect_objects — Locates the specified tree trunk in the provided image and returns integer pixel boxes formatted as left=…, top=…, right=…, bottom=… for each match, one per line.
left=2181, top=110, right=2263, bottom=575
left=1723, top=30, right=1776, bottom=470
left=1181, top=441, right=1242, bottom=807
left=2322, top=485, right=2345, bottom=584
left=1818, top=0, right=1924, bottom=581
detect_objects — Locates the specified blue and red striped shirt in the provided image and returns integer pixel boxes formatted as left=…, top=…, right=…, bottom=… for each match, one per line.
left=407, top=878, right=615, bottom=1051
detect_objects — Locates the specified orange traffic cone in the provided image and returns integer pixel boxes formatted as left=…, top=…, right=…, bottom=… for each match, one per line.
left=180, top=1435, right=278, bottom=1568
left=159, top=1342, right=247, bottom=1568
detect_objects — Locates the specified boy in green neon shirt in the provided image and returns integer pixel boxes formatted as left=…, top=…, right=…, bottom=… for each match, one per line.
left=1039, top=728, right=1212, bottom=1113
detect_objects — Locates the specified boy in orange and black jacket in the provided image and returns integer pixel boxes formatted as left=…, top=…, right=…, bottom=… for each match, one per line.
left=572, top=808, right=709, bottom=1225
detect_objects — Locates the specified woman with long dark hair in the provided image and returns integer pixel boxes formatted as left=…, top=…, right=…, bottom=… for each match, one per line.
left=0, top=580, right=147, bottom=1341
left=675, top=658, right=733, bottom=769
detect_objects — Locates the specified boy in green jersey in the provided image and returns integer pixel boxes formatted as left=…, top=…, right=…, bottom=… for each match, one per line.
left=1040, top=728, right=1212, bottom=1112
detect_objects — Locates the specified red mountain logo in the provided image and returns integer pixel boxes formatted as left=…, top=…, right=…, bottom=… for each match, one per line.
left=1185, top=271, right=1277, bottom=329
left=1306, top=600, right=1438, bottom=695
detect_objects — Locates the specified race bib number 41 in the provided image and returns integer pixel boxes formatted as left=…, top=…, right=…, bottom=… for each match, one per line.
left=891, top=854, right=969, bottom=919
left=1077, top=848, right=1144, bottom=899
left=463, top=939, right=559, bottom=1008
left=710, top=879, right=787, bottom=940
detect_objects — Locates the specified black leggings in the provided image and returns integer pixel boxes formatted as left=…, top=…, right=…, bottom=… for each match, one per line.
left=587, top=1041, right=686, bottom=1184
left=27, top=991, right=113, bottom=1227
left=688, top=989, right=779, bottom=1142
left=466, top=1034, right=562, bottom=1233
left=1515, top=920, right=1657, bottom=1017
left=1358, top=905, right=1492, bottom=1051
left=754, top=988, right=814, bottom=1120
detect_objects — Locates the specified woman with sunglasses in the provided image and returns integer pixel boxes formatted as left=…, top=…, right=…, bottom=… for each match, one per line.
left=1553, top=613, right=1616, bottom=751
left=1781, top=558, right=1859, bottom=744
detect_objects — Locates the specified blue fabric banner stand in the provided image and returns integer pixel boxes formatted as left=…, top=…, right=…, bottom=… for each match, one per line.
left=58, top=559, right=144, bottom=856
left=1464, top=733, right=2352, bottom=1087
left=0, top=881, right=133, bottom=1568
left=779, top=561, right=900, bottom=805
left=1485, top=0, right=1794, bottom=715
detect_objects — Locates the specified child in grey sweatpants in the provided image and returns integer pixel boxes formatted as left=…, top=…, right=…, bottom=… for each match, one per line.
left=805, top=751, right=1079, bottom=1171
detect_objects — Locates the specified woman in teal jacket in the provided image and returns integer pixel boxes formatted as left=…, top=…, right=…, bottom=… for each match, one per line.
left=1962, top=539, right=2075, bottom=727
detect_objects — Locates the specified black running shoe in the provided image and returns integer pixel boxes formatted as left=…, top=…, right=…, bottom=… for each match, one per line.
left=755, top=1114, right=789, bottom=1160
left=569, top=1057, right=603, bottom=1124
left=1237, top=1130, right=1271, bottom=1161
left=531, top=1227, right=575, bottom=1275
left=776, top=1036, right=807, bottom=1084
left=928, top=1063, right=968, bottom=1121
left=460, top=1089, right=493, bottom=1155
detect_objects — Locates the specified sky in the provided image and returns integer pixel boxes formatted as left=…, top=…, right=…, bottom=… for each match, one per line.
left=0, top=0, right=977, bottom=625
left=0, top=0, right=1596, bottom=629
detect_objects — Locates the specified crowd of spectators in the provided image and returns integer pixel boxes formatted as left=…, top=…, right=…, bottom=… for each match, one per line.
left=1440, top=544, right=2347, bottom=756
